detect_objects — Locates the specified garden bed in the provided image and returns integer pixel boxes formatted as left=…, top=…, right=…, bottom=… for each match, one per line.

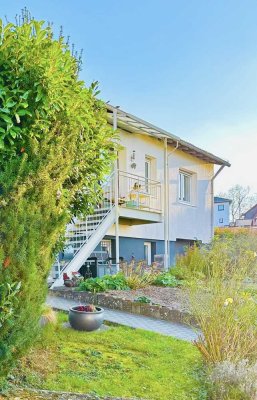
left=10, top=312, right=206, bottom=400
left=108, top=286, right=189, bottom=312
left=50, top=286, right=195, bottom=326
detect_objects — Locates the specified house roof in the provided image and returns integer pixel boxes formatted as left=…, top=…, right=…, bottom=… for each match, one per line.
left=242, top=203, right=257, bottom=219
left=214, top=196, right=232, bottom=204
left=106, top=104, right=231, bottom=167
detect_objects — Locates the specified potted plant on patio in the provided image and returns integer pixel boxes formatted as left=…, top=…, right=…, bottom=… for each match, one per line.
left=69, top=304, right=104, bottom=331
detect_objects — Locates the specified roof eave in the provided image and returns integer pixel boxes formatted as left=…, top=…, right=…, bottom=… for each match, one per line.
left=106, top=104, right=231, bottom=167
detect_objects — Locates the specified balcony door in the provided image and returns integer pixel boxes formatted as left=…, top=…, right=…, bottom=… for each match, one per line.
left=118, top=147, right=127, bottom=198
left=145, top=157, right=151, bottom=193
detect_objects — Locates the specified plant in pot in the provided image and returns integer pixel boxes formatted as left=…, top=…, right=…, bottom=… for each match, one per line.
left=69, top=304, right=104, bottom=331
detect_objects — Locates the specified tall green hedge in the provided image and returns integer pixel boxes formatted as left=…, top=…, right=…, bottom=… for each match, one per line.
left=0, top=12, right=115, bottom=382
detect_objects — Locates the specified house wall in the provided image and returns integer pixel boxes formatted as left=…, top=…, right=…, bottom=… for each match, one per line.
left=100, top=236, right=192, bottom=267
left=214, top=201, right=230, bottom=227
left=107, top=129, right=214, bottom=246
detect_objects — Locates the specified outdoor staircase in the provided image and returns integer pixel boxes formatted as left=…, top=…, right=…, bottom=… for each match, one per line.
left=50, top=169, right=163, bottom=288
left=51, top=174, right=115, bottom=288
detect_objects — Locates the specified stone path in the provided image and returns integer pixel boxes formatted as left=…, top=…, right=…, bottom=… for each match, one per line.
left=1, top=388, right=130, bottom=399
left=47, top=295, right=198, bottom=342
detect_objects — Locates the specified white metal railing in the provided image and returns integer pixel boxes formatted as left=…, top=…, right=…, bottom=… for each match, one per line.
left=54, top=170, right=162, bottom=278
left=118, top=170, right=162, bottom=213
left=64, top=172, right=115, bottom=257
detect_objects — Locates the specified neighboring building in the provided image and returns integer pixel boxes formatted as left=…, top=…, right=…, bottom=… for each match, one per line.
left=235, top=204, right=257, bottom=228
left=51, top=105, right=230, bottom=287
left=214, top=196, right=231, bottom=227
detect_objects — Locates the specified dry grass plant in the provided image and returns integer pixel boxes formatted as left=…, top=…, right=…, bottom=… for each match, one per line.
left=120, top=260, right=157, bottom=289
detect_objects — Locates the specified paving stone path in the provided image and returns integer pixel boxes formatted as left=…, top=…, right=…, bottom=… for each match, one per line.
left=0, top=388, right=133, bottom=399
left=47, top=295, right=198, bottom=342
left=0, top=388, right=130, bottom=400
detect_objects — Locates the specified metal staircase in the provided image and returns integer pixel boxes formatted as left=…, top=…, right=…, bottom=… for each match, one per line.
left=50, top=169, right=163, bottom=288
left=51, top=174, right=115, bottom=288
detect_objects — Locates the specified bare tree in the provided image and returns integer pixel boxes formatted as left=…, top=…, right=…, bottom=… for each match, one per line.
left=219, top=185, right=257, bottom=222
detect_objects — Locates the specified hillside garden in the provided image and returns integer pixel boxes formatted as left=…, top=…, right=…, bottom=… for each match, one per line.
left=0, top=10, right=256, bottom=400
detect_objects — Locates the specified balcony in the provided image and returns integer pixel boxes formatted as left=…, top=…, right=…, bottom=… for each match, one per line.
left=107, top=170, right=163, bottom=224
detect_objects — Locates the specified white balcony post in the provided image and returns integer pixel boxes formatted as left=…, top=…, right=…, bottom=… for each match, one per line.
left=164, top=137, right=169, bottom=270
left=113, top=108, right=120, bottom=271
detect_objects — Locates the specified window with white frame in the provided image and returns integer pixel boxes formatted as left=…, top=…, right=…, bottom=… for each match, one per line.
left=179, top=171, right=192, bottom=203
left=219, top=218, right=224, bottom=223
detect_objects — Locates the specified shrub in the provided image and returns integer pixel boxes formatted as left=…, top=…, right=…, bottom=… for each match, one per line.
left=215, top=226, right=257, bottom=240
left=78, top=274, right=129, bottom=293
left=0, top=281, right=20, bottom=328
left=185, top=235, right=257, bottom=365
left=134, top=296, right=151, bottom=303
left=40, top=305, right=57, bottom=327
left=192, top=285, right=257, bottom=364
left=78, top=277, right=107, bottom=293
left=180, top=234, right=257, bottom=399
left=175, top=244, right=207, bottom=281
left=0, top=11, right=115, bottom=382
left=0, top=281, right=21, bottom=378
left=175, top=235, right=257, bottom=283
left=169, top=265, right=188, bottom=280
left=153, top=272, right=183, bottom=287
left=126, top=273, right=155, bottom=289
left=120, top=260, right=156, bottom=289
left=102, top=274, right=129, bottom=290
left=209, top=360, right=257, bottom=400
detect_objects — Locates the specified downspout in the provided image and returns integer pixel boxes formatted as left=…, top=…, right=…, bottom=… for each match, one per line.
left=210, top=165, right=225, bottom=238
left=167, top=141, right=179, bottom=267
left=164, top=138, right=179, bottom=270
left=113, top=108, right=120, bottom=271
left=164, top=138, right=168, bottom=270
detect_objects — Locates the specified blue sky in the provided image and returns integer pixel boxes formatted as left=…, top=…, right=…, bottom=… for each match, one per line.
left=2, top=1, right=257, bottom=193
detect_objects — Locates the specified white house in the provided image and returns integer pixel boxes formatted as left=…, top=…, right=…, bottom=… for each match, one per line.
left=51, top=105, right=230, bottom=287
left=214, top=196, right=231, bottom=227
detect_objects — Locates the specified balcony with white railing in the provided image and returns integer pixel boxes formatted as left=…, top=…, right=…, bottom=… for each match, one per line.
left=118, top=170, right=162, bottom=210
left=103, top=170, right=163, bottom=224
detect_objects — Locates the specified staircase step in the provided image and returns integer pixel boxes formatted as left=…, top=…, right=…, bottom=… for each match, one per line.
left=81, top=215, right=109, bottom=223
left=66, top=229, right=96, bottom=236
left=88, top=210, right=110, bottom=217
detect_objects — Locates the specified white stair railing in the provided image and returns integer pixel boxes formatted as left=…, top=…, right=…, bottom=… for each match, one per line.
left=51, top=169, right=163, bottom=287
left=65, top=172, right=115, bottom=256
left=53, top=173, right=115, bottom=277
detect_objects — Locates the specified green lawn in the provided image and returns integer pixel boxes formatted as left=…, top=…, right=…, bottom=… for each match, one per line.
left=15, top=313, right=207, bottom=400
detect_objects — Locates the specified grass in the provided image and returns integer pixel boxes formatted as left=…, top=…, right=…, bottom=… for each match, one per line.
left=13, top=312, right=207, bottom=400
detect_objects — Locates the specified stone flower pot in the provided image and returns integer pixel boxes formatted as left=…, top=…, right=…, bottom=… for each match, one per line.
left=69, top=305, right=104, bottom=331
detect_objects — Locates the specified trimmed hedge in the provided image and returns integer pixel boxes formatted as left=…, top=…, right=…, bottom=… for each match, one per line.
left=0, top=11, right=115, bottom=382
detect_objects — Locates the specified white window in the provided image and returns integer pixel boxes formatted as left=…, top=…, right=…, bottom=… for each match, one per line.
left=179, top=171, right=191, bottom=203
left=219, top=218, right=224, bottom=223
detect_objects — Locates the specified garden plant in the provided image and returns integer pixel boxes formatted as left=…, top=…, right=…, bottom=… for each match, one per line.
left=77, top=263, right=184, bottom=293
left=176, top=232, right=257, bottom=399
left=0, top=10, right=115, bottom=383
